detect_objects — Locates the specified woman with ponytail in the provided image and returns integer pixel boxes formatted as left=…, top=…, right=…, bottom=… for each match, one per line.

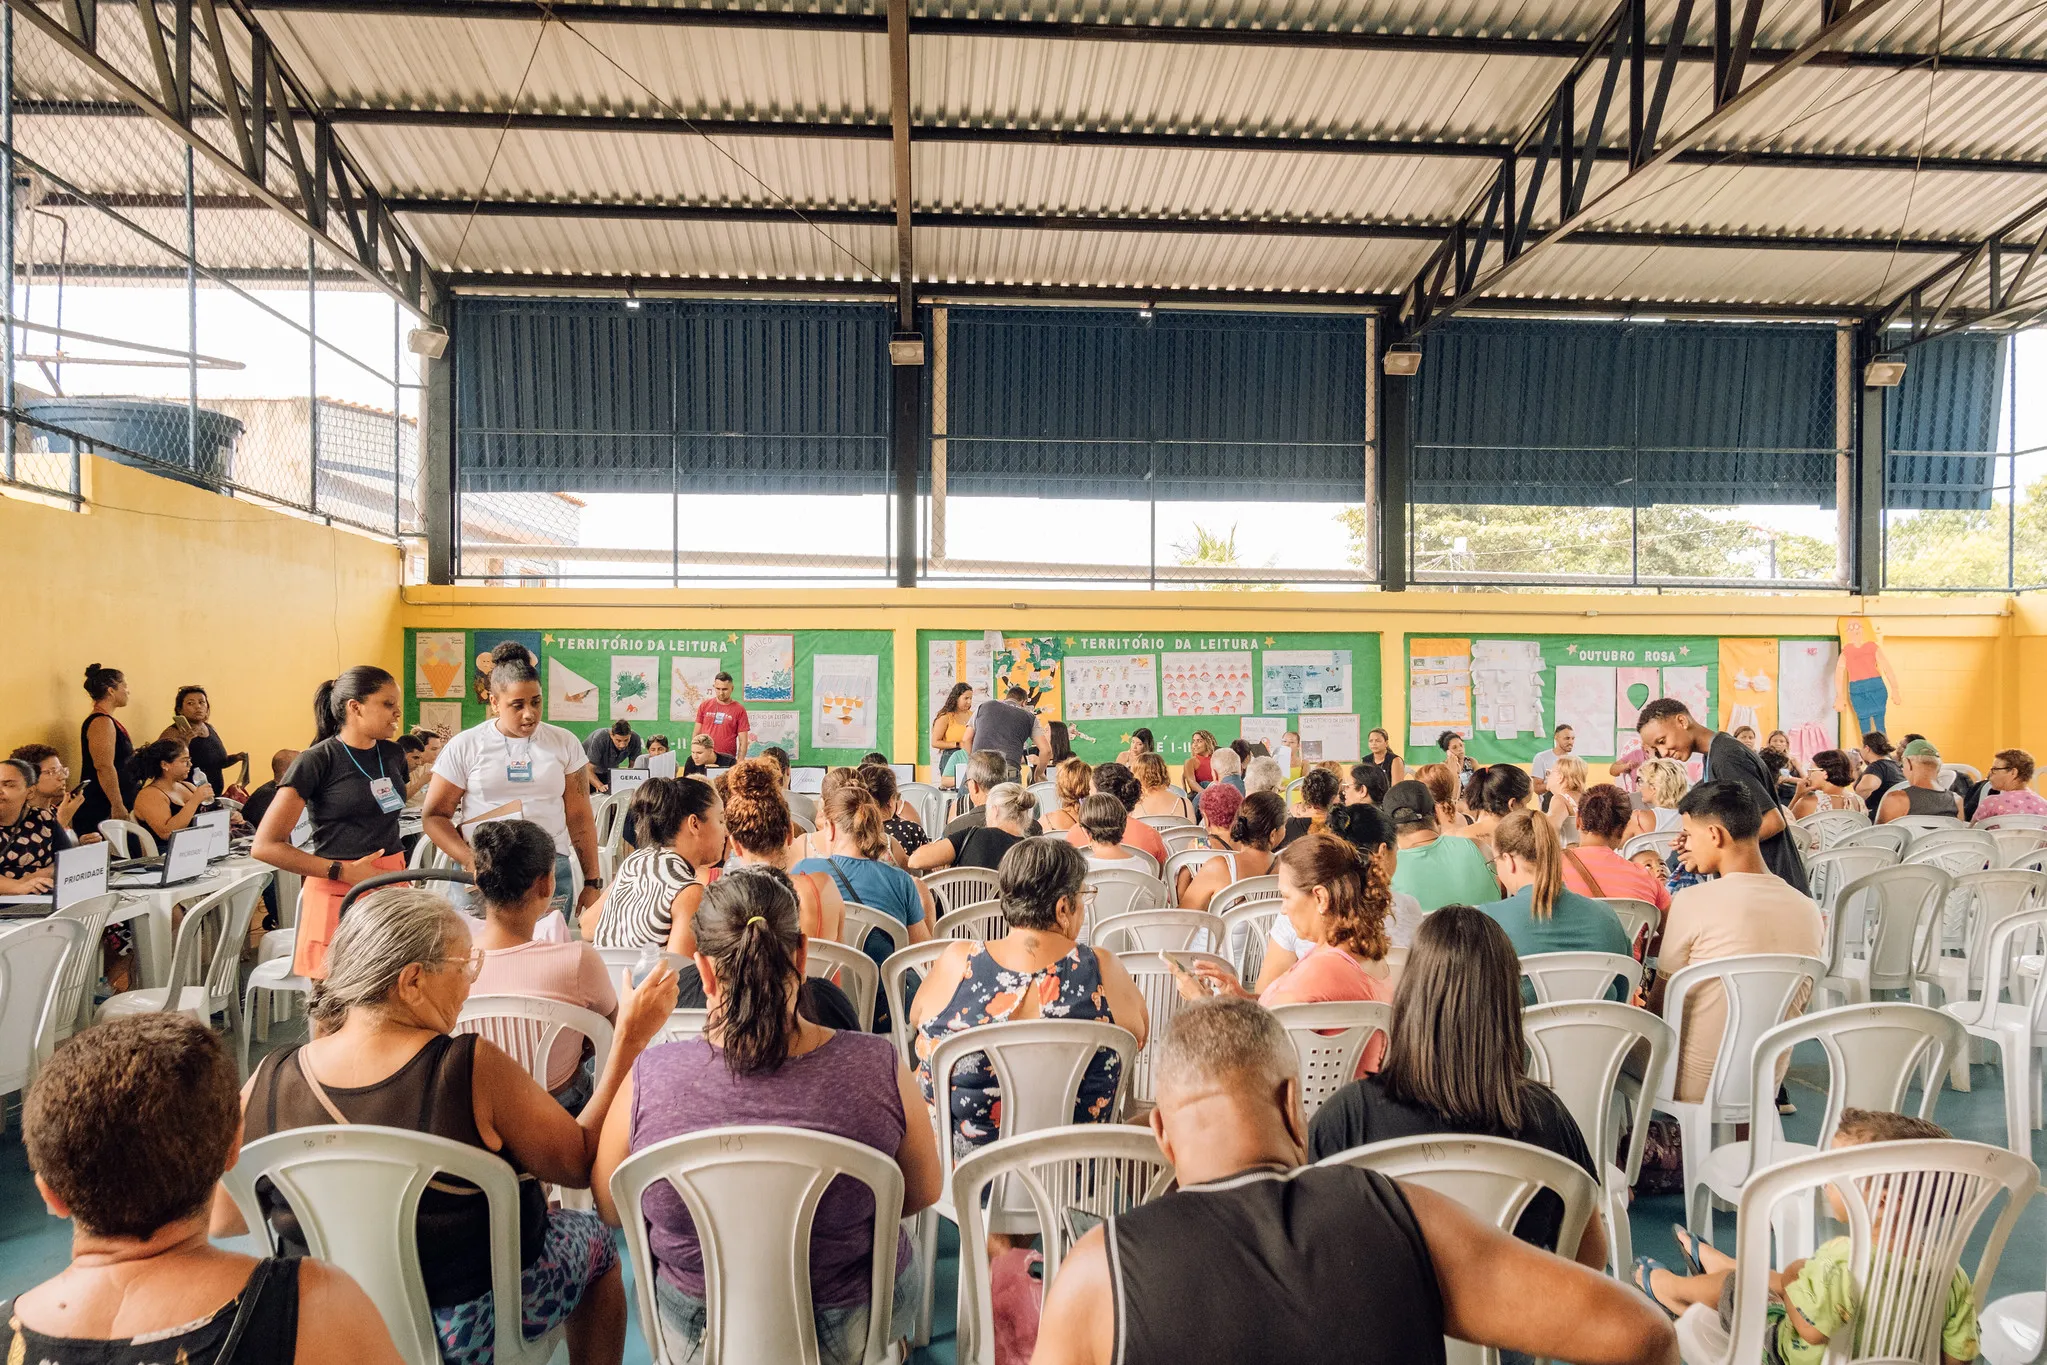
left=73, top=662, right=135, bottom=836
left=592, top=868, right=941, bottom=1365
left=253, top=665, right=408, bottom=979
left=1175, top=830, right=1397, bottom=1071
left=1176, top=788, right=1284, bottom=910
left=1476, top=808, right=1632, bottom=1002
left=793, top=784, right=933, bottom=966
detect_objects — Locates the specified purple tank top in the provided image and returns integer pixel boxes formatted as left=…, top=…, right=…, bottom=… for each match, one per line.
left=629, top=1029, right=913, bottom=1308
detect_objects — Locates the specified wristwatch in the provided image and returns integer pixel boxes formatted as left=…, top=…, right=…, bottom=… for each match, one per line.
left=584, top=878, right=604, bottom=891
left=325, top=860, right=341, bottom=881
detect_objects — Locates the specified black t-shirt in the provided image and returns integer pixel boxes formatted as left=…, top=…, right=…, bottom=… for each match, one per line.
left=953, top=825, right=1022, bottom=871
left=1703, top=732, right=1808, bottom=894
left=187, top=727, right=233, bottom=792
left=240, top=780, right=281, bottom=833
left=1308, top=1074, right=1597, bottom=1253
left=1864, top=758, right=1905, bottom=814
left=281, top=737, right=408, bottom=860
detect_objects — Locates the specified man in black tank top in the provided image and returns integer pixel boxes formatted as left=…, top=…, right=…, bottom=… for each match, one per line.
left=1032, top=998, right=1677, bottom=1365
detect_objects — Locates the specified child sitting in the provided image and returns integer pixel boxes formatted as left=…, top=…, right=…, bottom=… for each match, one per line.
left=1633, top=1108, right=1978, bottom=1365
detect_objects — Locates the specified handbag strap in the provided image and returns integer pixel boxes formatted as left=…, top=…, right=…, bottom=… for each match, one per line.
left=208, top=1258, right=278, bottom=1365
left=295, top=1048, right=480, bottom=1197
left=1561, top=847, right=1607, bottom=899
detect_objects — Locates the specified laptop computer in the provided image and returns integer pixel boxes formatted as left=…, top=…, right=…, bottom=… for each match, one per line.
left=110, top=827, right=213, bottom=889
left=790, top=766, right=828, bottom=795
left=191, top=808, right=232, bottom=860
left=889, top=763, right=915, bottom=784
left=644, top=752, right=679, bottom=780
left=0, top=840, right=111, bottom=916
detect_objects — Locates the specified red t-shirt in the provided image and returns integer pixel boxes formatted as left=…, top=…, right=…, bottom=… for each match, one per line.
left=694, top=699, right=751, bottom=755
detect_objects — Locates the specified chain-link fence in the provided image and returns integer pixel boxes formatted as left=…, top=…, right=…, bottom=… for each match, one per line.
left=4, top=3, right=422, bottom=539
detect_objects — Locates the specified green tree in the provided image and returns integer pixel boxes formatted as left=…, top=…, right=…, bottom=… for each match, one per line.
left=1335, top=503, right=1839, bottom=585
left=1882, top=478, right=2047, bottom=590
left=1171, top=523, right=1280, bottom=590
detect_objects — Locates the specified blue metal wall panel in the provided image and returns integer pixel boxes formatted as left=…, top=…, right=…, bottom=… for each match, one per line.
left=454, top=297, right=893, bottom=494
left=943, top=308, right=1370, bottom=502
left=1884, top=333, right=2005, bottom=511
left=1412, top=319, right=1839, bottom=507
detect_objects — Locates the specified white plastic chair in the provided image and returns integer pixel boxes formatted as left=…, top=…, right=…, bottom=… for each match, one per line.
left=2017, top=848, right=2047, bottom=876
left=0, top=918, right=86, bottom=1096
left=610, top=1127, right=907, bottom=1365
left=806, top=936, right=880, bottom=1030
left=1990, top=827, right=2047, bottom=868
left=950, top=1125, right=1175, bottom=1365
left=1520, top=951, right=1642, bottom=1004
left=840, top=902, right=909, bottom=959
left=455, top=994, right=614, bottom=1091
left=1688, top=1002, right=1966, bottom=1262
left=1597, top=897, right=1659, bottom=956
left=1092, top=909, right=1223, bottom=954
left=1943, top=905, right=2047, bottom=1154
left=1321, top=1133, right=1601, bottom=1365
left=222, top=1125, right=560, bottom=1365
left=1648, top=952, right=1826, bottom=1239
left=594, top=792, right=630, bottom=884
left=1622, top=830, right=1679, bottom=862
left=1209, top=874, right=1281, bottom=920
left=1981, top=813, right=2047, bottom=833
left=1081, top=868, right=1167, bottom=934
left=1894, top=813, right=1968, bottom=838
left=1910, top=827, right=2000, bottom=863
left=1097, top=845, right=1159, bottom=877
left=1805, top=845, right=1900, bottom=922
left=918, top=1019, right=1140, bottom=1346
left=900, top=782, right=948, bottom=837
left=923, top=867, right=1001, bottom=917
left=1160, top=827, right=1218, bottom=857
left=653, top=1007, right=712, bottom=1044
left=1270, top=999, right=1390, bottom=1118
left=97, top=870, right=269, bottom=1045
left=1677, top=1140, right=2034, bottom=1365
left=931, top=899, right=1006, bottom=942
left=1817, top=864, right=1949, bottom=1007
left=98, top=819, right=158, bottom=859
left=46, top=891, right=116, bottom=1045
left=1135, top=812, right=1193, bottom=832
left=1839, top=823, right=1911, bottom=857
left=1796, top=808, right=1875, bottom=848
left=1523, top=1000, right=1674, bottom=1278
left=1026, top=781, right=1060, bottom=822
left=1115, top=950, right=1230, bottom=1106
left=1930, top=869, right=2047, bottom=1043
left=591, top=945, right=689, bottom=980
left=881, top=940, right=951, bottom=1068
left=789, top=790, right=820, bottom=826
left=1164, top=846, right=1236, bottom=897
left=1220, top=899, right=1286, bottom=985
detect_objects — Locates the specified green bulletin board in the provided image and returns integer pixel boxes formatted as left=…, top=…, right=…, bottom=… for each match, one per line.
left=1402, top=632, right=1839, bottom=766
left=918, top=629, right=1383, bottom=767
left=403, top=627, right=894, bottom=766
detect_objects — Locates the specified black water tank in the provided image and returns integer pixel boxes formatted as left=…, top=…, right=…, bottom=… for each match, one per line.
left=22, top=398, right=242, bottom=491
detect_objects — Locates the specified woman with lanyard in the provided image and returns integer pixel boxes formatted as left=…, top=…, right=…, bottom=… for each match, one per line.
left=423, top=643, right=602, bottom=926
left=252, top=666, right=410, bottom=979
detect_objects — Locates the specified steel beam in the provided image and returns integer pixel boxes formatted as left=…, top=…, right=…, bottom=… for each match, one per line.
left=5, top=0, right=430, bottom=311
left=1873, top=191, right=2047, bottom=347
left=237, top=0, right=2047, bottom=76
left=1401, top=0, right=1919, bottom=336
left=886, top=0, right=916, bottom=585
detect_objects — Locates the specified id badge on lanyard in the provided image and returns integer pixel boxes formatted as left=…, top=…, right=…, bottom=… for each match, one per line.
left=368, top=776, right=404, bottom=813
left=507, top=740, right=535, bottom=784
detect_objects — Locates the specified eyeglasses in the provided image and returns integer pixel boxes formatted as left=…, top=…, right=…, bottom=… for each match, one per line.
left=430, top=947, right=486, bottom=981
left=1991, top=765, right=2016, bottom=774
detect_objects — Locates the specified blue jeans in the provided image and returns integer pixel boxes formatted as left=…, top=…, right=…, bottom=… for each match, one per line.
left=654, top=1262, right=919, bottom=1365
left=550, top=852, right=576, bottom=917
left=1847, top=676, right=1888, bottom=734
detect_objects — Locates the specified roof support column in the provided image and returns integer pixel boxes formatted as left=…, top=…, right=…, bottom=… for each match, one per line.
left=887, top=0, right=919, bottom=587
left=1849, top=320, right=1886, bottom=596
left=1378, top=316, right=1411, bottom=592
left=423, top=298, right=454, bottom=585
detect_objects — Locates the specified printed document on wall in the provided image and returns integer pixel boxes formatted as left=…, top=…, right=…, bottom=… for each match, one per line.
left=1408, top=638, right=1473, bottom=747
left=748, top=711, right=801, bottom=760
left=1298, top=712, right=1361, bottom=763
left=610, top=656, right=658, bottom=722
left=1162, top=653, right=1254, bottom=716
left=1554, top=667, right=1619, bottom=756
left=670, top=657, right=721, bottom=723
left=1065, top=656, right=1159, bottom=721
left=1261, top=650, right=1352, bottom=715
left=814, top=654, right=879, bottom=749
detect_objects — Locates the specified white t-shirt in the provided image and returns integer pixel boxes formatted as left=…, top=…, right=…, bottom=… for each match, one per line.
left=1270, top=890, right=1427, bottom=956
left=1531, top=748, right=1563, bottom=782
left=433, top=721, right=589, bottom=856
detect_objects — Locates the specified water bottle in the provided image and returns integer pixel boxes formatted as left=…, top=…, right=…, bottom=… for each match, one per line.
left=634, top=945, right=661, bottom=984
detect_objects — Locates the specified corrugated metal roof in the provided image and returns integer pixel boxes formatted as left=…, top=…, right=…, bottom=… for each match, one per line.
left=1489, top=239, right=1926, bottom=305
left=403, top=212, right=895, bottom=278
left=919, top=225, right=1428, bottom=290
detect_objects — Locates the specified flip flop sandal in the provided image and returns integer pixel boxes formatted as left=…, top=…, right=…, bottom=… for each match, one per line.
left=1633, top=1256, right=1682, bottom=1321
left=1670, top=1222, right=1707, bottom=1274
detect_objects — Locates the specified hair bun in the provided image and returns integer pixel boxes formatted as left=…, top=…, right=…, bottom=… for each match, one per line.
left=727, top=760, right=780, bottom=803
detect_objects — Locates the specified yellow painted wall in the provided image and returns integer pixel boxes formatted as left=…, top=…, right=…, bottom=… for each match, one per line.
left=2015, top=596, right=2047, bottom=762
left=399, top=586, right=2025, bottom=776
left=3, top=457, right=402, bottom=778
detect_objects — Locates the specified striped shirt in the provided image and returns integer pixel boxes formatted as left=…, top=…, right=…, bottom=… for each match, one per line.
left=593, top=846, right=695, bottom=949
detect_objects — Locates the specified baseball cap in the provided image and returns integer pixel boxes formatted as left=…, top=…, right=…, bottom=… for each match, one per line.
left=1383, top=779, right=1438, bottom=830
left=1901, top=738, right=1941, bottom=761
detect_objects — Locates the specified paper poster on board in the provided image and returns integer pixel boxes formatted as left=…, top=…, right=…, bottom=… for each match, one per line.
left=1718, top=637, right=1779, bottom=737
left=813, top=655, right=879, bottom=749
left=1161, top=653, right=1253, bottom=716
left=1408, top=638, right=1472, bottom=747
left=415, top=632, right=465, bottom=699
left=748, top=710, right=801, bottom=759
left=417, top=701, right=464, bottom=737
left=1065, top=656, right=1159, bottom=721
left=547, top=659, right=600, bottom=722
left=743, top=635, right=795, bottom=702
left=1663, top=666, right=1711, bottom=724
left=670, top=657, right=720, bottom=723
left=1261, top=650, right=1352, bottom=714
left=1239, top=716, right=1290, bottom=755
left=1298, top=712, right=1361, bottom=763
left=1554, top=666, right=1618, bottom=757
left=610, top=656, right=658, bottom=722
left=1778, top=639, right=1840, bottom=761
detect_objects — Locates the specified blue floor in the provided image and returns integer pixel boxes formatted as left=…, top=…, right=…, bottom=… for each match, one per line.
left=0, top=1039, right=2039, bottom=1364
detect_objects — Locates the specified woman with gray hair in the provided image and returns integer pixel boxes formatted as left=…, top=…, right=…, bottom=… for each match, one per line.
left=1244, top=755, right=1286, bottom=797
left=907, top=780, right=1035, bottom=872
left=217, top=887, right=679, bottom=1365
left=907, top=838, right=1148, bottom=1157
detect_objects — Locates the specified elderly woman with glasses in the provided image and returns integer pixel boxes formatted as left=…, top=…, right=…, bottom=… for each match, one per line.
left=214, top=886, right=679, bottom=1365
left=907, top=838, right=1148, bottom=1158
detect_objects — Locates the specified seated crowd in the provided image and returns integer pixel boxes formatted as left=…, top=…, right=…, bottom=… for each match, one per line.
left=8, top=661, right=2036, bottom=1365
